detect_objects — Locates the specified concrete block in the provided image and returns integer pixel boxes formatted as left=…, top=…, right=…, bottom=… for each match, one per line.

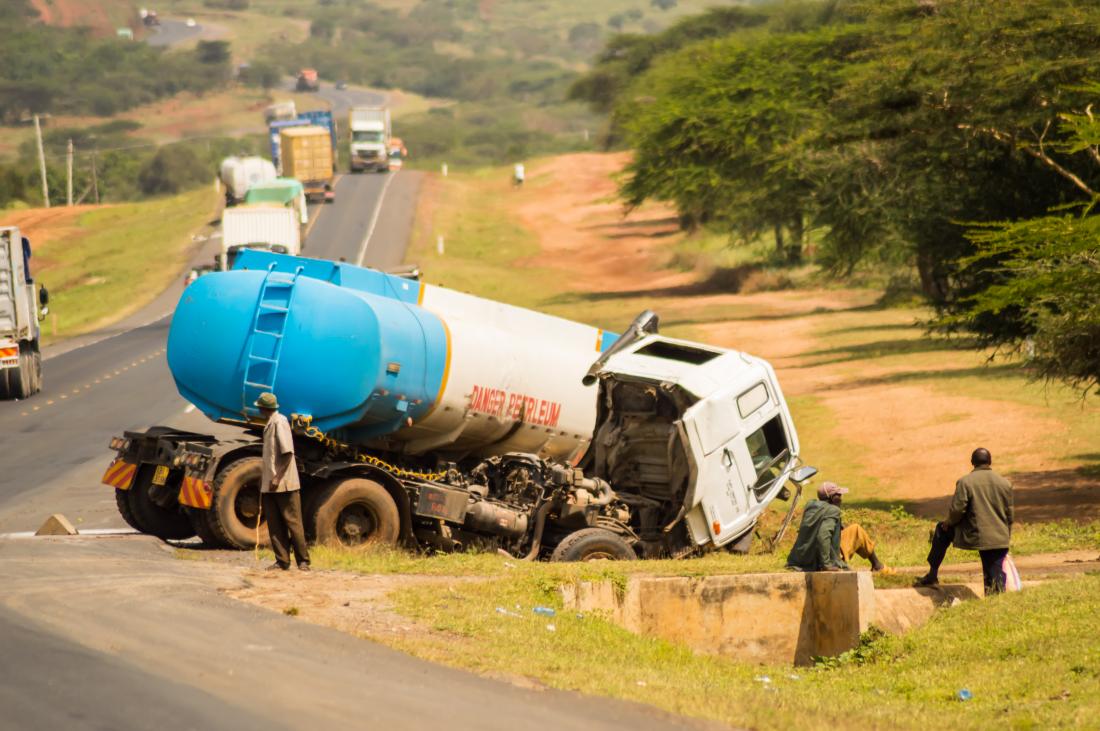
left=35, top=513, right=79, bottom=536
left=872, top=584, right=982, bottom=634
left=564, top=571, right=875, bottom=665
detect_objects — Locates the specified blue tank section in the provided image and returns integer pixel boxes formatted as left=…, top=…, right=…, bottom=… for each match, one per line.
left=169, top=255, right=448, bottom=441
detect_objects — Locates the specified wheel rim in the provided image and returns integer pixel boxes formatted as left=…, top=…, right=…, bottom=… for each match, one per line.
left=235, top=484, right=262, bottom=528
left=582, top=549, right=618, bottom=561
left=335, top=503, right=379, bottom=546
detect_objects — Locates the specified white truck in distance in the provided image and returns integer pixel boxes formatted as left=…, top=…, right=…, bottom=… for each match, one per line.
left=219, top=207, right=301, bottom=270
left=348, top=106, right=391, bottom=173
left=0, top=227, right=46, bottom=399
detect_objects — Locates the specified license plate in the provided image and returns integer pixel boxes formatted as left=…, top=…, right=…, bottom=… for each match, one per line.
left=152, top=465, right=170, bottom=485
left=415, top=485, right=469, bottom=523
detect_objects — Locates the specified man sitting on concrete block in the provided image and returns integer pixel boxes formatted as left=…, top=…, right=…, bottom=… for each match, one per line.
left=786, top=482, right=894, bottom=574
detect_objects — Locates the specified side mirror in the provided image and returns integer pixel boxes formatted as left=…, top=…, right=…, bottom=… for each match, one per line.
left=791, top=465, right=818, bottom=484
left=39, top=285, right=49, bottom=306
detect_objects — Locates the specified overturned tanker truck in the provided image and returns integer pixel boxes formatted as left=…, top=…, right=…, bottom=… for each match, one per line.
left=103, top=251, right=816, bottom=560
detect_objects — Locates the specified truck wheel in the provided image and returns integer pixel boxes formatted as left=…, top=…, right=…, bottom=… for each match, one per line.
left=115, top=488, right=142, bottom=532
left=550, top=528, right=637, bottom=562
left=10, top=351, right=32, bottom=400
left=185, top=507, right=226, bottom=548
left=209, top=457, right=268, bottom=550
left=311, top=478, right=399, bottom=548
left=29, top=350, right=42, bottom=395
left=126, top=465, right=195, bottom=540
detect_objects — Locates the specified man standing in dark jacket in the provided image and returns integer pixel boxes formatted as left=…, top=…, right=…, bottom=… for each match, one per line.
left=915, top=448, right=1013, bottom=594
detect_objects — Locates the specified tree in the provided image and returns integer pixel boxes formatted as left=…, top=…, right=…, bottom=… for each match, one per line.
left=651, top=0, right=677, bottom=10
left=615, top=26, right=862, bottom=261
left=936, top=101, right=1100, bottom=394
left=138, top=145, right=208, bottom=196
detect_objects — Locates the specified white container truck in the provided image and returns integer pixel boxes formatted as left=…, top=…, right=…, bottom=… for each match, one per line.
left=348, top=106, right=391, bottom=173
left=0, top=227, right=46, bottom=399
left=218, top=156, right=277, bottom=207
left=219, top=206, right=301, bottom=270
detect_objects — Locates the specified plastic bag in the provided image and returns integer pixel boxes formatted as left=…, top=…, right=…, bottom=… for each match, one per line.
left=1003, top=553, right=1022, bottom=592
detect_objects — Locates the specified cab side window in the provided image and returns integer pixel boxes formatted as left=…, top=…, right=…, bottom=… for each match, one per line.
left=745, top=415, right=790, bottom=491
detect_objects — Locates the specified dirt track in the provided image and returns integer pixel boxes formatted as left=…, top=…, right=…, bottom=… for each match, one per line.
left=508, top=153, right=1100, bottom=521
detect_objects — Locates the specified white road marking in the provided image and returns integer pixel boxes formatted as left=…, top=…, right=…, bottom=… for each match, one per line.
left=356, top=172, right=399, bottom=267
left=0, top=528, right=139, bottom=539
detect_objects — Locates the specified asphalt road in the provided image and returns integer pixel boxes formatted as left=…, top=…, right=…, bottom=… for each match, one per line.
left=280, top=78, right=386, bottom=116
left=0, top=173, right=710, bottom=731
left=143, top=19, right=204, bottom=47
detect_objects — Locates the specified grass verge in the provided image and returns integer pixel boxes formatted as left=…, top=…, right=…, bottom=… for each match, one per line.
left=381, top=571, right=1100, bottom=730
left=30, top=187, right=217, bottom=341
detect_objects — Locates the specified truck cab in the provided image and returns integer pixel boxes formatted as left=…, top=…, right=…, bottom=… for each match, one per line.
left=0, top=227, right=45, bottom=399
left=349, top=107, right=391, bottom=173
left=590, top=332, right=808, bottom=554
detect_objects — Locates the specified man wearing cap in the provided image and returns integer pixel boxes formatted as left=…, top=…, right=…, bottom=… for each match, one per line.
left=786, top=481, right=892, bottom=574
left=914, top=447, right=1013, bottom=594
left=256, top=391, right=310, bottom=572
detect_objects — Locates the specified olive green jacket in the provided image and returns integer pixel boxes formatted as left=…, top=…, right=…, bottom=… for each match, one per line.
left=786, top=499, right=848, bottom=572
left=946, top=466, right=1013, bottom=550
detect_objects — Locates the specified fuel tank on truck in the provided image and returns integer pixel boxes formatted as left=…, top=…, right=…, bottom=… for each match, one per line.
left=167, top=251, right=619, bottom=462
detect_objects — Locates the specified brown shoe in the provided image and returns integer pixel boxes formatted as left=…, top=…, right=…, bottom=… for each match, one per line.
left=913, top=574, right=939, bottom=587
left=297, top=563, right=311, bottom=572
left=267, top=562, right=289, bottom=571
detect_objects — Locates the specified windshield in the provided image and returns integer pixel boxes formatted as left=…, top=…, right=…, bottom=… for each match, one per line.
left=352, top=131, right=385, bottom=143
left=745, top=415, right=791, bottom=493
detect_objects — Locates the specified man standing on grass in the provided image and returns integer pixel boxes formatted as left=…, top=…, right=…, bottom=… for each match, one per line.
left=256, top=391, right=311, bottom=572
left=786, top=482, right=894, bottom=574
left=914, top=447, right=1013, bottom=595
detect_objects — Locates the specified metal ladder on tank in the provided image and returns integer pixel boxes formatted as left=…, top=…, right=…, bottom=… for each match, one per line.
left=241, top=264, right=305, bottom=416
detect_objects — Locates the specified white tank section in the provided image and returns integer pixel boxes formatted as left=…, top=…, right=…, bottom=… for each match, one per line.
left=394, top=283, right=611, bottom=462
left=219, top=156, right=277, bottom=203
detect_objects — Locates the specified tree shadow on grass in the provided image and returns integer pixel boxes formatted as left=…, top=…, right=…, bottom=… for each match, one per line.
left=793, top=335, right=984, bottom=368
left=816, top=363, right=1022, bottom=391
left=898, top=466, right=1100, bottom=523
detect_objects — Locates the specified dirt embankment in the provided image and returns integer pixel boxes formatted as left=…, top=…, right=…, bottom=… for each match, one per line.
left=508, top=152, right=1100, bottom=522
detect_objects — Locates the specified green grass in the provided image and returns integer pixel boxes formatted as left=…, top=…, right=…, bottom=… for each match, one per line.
left=375, top=567, right=1100, bottom=731
left=34, top=187, right=216, bottom=341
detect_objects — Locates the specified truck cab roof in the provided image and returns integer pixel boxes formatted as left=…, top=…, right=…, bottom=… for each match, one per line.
left=600, top=334, right=774, bottom=402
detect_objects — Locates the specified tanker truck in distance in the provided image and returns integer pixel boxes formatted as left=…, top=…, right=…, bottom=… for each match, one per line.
left=102, top=252, right=816, bottom=560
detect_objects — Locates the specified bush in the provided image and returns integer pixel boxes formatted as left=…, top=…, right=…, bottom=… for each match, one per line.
left=138, top=146, right=209, bottom=196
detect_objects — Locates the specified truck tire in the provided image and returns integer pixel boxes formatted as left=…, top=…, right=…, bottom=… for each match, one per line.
left=126, top=465, right=195, bottom=540
left=185, top=507, right=226, bottom=548
left=29, top=350, right=41, bottom=395
left=550, top=528, right=637, bottom=562
left=311, top=478, right=399, bottom=548
left=115, top=487, right=142, bottom=532
left=10, top=350, right=33, bottom=399
left=208, top=457, right=268, bottom=550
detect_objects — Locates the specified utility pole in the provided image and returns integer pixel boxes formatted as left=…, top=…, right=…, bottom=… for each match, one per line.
left=66, top=139, right=74, bottom=207
left=91, top=149, right=100, bottom=204
left=34, top=114, right=49, bottom=208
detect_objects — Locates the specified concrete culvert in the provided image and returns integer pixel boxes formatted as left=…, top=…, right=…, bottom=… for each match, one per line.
left=551, top=528, right=637, bottom=562
left=311, top=478, right=400, bottom=548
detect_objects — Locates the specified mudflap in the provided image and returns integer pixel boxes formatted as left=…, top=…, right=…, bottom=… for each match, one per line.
left=101, top=459, right=138, bottom=490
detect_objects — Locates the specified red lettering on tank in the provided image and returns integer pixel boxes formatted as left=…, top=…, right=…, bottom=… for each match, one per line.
left=468, top=384, right=563, bottom=427
left=546, top=402, right=561, bottom=427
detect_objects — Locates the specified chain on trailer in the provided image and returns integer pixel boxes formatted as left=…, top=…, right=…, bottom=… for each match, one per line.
left=291, top=415, right=448, bottom=482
